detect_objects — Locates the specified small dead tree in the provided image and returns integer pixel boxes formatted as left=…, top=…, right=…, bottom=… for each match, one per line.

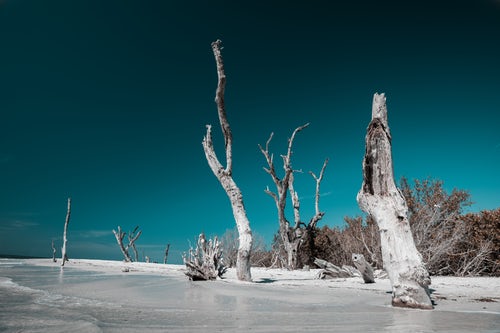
left=61, top=197, right=71, bottom=267
left=259, top=124, right=328, bottom=269
left=202, top=40, right=252, bottom=281
left=163, top=244, right=170, bottom=264
left=128, top=226, right=141, bottom=262
left=51, top=240, right=57, bottom=262
left=112, top=225, right=142, bottom=262
left=357, top=93, right=432, bottom=309
left=183, top=233, right=227, bottom=281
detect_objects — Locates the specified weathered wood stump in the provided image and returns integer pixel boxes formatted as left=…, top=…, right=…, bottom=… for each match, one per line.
left=352, top=253, right=375, bottom=283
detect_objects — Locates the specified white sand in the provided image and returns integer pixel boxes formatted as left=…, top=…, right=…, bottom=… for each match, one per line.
left=12, top=259, right=500, bottom=332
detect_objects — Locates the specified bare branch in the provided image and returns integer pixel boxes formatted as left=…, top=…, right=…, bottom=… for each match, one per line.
left=211, top=39, right=232, bottom=174
left=309, top=158, right=329, bottom=213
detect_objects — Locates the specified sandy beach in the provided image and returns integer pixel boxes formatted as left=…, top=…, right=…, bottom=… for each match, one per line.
left=1, top=258, right=499, bottom=332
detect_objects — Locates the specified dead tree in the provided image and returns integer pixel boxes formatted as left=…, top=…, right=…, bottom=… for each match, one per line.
left=61, top=197, right=71, bottom=267
left=164, top=244, right=171, bottom=264
left=202, top=40, right=252, bottom=281
left=357, top=93, right=432, bottom=309
left=183, top=233, right=227, bottom=281
left=128, top=226, right=141, bottom=262
left=112, top=225, right=142, bottom=262
left=259, top=124, right=328, bottom=269
left=51, top=240, right=57, bottom=262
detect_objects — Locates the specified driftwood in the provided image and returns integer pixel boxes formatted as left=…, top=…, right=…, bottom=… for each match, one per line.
left=183, top=233, right=227, bottom=281
left=357, top=93, right=432, bottom=309
left=61, top=198, right=71, bottom=267
left=202, top=40, right=252, bottom=281
left=314, top=258, right=359, bottom=279
left=351, top=253, right=375, bottom=283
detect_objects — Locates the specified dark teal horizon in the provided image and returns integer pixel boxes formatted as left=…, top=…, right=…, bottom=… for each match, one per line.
left=1, top=0, right=499, bottom=264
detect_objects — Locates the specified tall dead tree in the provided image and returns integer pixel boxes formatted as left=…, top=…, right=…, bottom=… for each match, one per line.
left=357, top=93, right=432, bottom=309
left=61, top=197, right=71, bottom=267
left=202, top=40, right=253, bottom=281
left=112, top=225, right=142, bottom=262
left=259, top=124, right=328, bottom=269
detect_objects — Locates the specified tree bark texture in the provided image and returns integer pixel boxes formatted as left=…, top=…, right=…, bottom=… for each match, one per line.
left=202, top=40, right=252, bottom=281
left=61, top=198, right=71, bottom=267
left=357, top=93, right=432, bottom=309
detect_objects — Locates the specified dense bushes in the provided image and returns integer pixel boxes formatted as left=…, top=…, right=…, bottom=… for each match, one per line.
left=219, top=177, right=499, bottom=276
left=304, top=178, right=499, bottom=276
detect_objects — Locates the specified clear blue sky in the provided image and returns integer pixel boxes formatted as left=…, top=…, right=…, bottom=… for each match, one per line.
left=1, top=0, right=499, bottom=263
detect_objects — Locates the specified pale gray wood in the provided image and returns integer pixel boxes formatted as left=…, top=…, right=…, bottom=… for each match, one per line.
left=202, top=40, right=252, bottom=281
left=351, top=253, right=375, bottom=283
left=357, top=93, right=433, bottom=309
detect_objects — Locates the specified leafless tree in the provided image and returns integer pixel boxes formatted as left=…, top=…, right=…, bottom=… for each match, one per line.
left=61, top=197, right=71, bottom=267
left=183, top=233, right=227, bottom=281
left=112, top=225, right=142, bottom=262
left=357, top=93, right=432, bottom=309
left=202, top=40, right=252, bottom=281
left=163, top=244, right=170, bottom=264
left=51, top=240, right=57, bottom=263
left=259, top=124, right=328, bottom=269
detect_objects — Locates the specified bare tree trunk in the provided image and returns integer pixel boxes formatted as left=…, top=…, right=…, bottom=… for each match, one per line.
left=202, top=40, right=252, bottom=281
left=164, top=244, right=170, bottom=264
left=61, top=198, right=71, bottom=267
left=128, top=226, right=142, bottom=262
left=113, top=226, right=132, bottom=262
left=51, top=240, right=57, bottom=262
left=357, top=93, right=432, bottom=309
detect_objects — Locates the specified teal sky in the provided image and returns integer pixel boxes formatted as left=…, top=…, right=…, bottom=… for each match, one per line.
left=1, top=0, right=499, bottom=263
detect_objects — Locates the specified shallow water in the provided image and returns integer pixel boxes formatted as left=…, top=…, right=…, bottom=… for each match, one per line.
left=0, top=259, right=498, bottom=332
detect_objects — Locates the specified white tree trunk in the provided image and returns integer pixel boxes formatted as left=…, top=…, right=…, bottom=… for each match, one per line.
left=61, top=198, right=71, bottom=267
left=357, top=93, right=433, bottom=309
left=202, top=40, right=252, bottom=281
left=113, top=226, right=132, bottom=262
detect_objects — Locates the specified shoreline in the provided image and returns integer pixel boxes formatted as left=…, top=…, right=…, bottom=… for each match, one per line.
left=22, top=258, right=500, bottom=313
